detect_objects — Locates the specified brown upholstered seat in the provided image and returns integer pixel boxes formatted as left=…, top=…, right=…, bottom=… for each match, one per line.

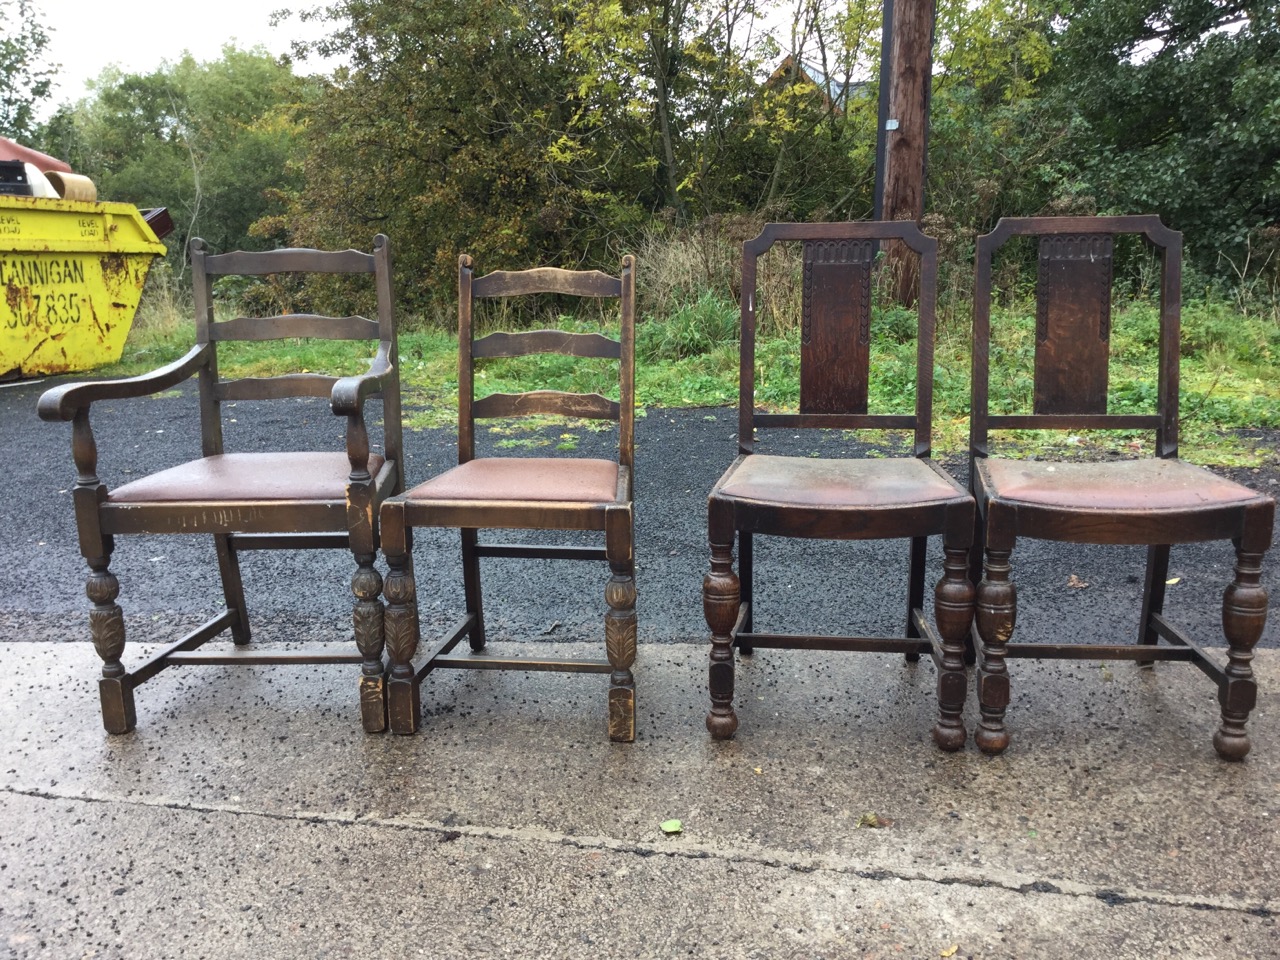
left=111, top=452, right=387, bottom=503
left=37, top=236, right=403, bottom=735
left=978, top=458, right=1258, bottom=513
left=720, top=455, right=964, bottom=509
left=968, top=216, right=1274, bottom=760
left=379, top=255, right=638, bottom=741
left=703, top=222, right=975, bottom=750
left=405, top=457, right=617, bottom=504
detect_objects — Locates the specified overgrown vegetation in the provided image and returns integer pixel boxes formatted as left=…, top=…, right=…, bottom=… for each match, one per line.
left=8, top=0, right=1276, bottom=316
left=113, top=231, right=1280, bottom=466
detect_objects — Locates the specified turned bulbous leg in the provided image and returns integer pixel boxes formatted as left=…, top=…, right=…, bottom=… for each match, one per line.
left=975, top=549, right=1015, bottom=755
left=352, top=554, right=387, bottom=733
left=1213, top=548, right=1268, bottom=760
left=704, top=540, right=740, bottom=740
left=87, top=555, right=135, bottom=734
left=605, top=561, right=637, bottom=743
left=384, top=550, right=421, bottom=735
left=933, top=545, right=974, bottom=751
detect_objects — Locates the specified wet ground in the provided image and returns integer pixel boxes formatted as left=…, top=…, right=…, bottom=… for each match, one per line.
left=1, top=378, right=1278, bottom=959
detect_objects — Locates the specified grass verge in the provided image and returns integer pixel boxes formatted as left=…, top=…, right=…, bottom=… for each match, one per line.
left=95, top=291, right=1279, bottom=467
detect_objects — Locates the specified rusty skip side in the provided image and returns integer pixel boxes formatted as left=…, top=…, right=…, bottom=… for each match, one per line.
left=0, top=197, right=166, bottom=380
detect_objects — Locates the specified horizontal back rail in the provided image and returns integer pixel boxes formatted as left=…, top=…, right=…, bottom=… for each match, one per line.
left=473, top=330, right=621, bottom=359
left=472, top=390, right=620, bottom=421
left=209, top=315, right=381, bottom=342
left=203, top=248, right=375, bottom=276
left=472, top=267, right=622, bottom=299
left=215, top=374, right=338, bottom=402
left=988, top=414, right=1162, bottom=431
left=755, top=413, right=916, bottom=430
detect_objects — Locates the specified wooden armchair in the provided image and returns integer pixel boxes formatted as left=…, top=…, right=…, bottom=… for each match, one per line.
left=970, top=216, right=1274, bottom=758
left=703, top=222, right=976, bottom=747
left=37, top=236, right=403, bottom=734
left=380, top=255, right=637, bottom=740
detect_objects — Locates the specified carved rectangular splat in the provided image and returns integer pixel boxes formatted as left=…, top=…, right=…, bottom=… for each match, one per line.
left=1035, top=235, right=1113, bottom=415
left=800, top=239, right=874, bottom=415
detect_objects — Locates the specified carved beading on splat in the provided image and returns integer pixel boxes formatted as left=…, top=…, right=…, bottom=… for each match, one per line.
left=800, top=239, right=875, bottom=415
left=1034, top=234, right=1114, bottom=414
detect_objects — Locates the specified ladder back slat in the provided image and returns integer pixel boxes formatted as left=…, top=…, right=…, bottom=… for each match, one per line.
left=472, top=267, right=621, bottom=299
left=203, top=248, right=375, bottom=276
left=472, top=330, right=621, bottom=359
left=209, top=315, right=381, bottom=342
left=472, top=390, right=620, bottom=421
left=216, top=374, right=338, bottom=402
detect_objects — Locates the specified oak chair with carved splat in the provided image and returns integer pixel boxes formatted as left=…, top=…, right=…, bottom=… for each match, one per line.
left=37, top=236, right=403, bottom=734
left=379, top=255, right=637, bottom=740
left=703, top=222, right=976, bottom=748
left=970, top=216, right=1274, bottom=758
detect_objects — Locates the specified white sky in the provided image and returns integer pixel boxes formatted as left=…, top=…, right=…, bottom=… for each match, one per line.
left=38, top=0, right=335, bottom=112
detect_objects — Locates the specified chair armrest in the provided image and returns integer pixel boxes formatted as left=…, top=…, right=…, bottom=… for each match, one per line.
left=331, top=343, right=394, bottom=416
left=37, top=344, right=211, bottom=422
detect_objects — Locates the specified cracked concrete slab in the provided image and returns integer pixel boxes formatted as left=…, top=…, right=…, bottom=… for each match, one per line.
left=1, top=639, right=1276, bottom=958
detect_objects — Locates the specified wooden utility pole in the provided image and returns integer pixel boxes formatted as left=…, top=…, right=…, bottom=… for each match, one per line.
left=874, top=0, right=936, bottom=304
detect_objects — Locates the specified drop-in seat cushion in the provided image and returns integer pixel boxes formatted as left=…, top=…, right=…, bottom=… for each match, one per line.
left=110, top=452, right=384, bottom=502
left=718, top=455, right=965, bottom=508
left=979, top=458, right=1259, bottom=512
left=405, top=457, right=619, bottom=504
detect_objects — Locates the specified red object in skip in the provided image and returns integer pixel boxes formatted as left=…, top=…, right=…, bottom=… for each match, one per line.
left=0, top=136, right=72, bottom=173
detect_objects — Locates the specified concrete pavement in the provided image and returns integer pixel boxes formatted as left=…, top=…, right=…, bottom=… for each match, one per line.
left=1, top=638, right=1277, bottom=958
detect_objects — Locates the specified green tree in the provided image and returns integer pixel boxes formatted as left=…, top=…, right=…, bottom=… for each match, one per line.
left=0, top=0, right=57, bottom=141
left=1042, top=0, right=1280, bottom=274
left=41, top=46, right=308, bottom=259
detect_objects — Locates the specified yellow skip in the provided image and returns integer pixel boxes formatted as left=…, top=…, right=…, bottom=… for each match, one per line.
left=1, top=196, right=166, bottom=379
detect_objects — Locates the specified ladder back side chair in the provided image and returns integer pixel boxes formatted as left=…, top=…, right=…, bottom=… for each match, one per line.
left=37, top=235, right=403, bottom=734
left=703, top=222, right=976, bottom=748
left=970, top=215, right=1274, bottom=758
left=380, top=254, right=637, bottom=740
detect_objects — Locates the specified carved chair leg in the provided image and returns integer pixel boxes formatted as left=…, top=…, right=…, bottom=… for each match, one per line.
left=352, top=552, right=387, bottom=734
left=461, top=528, right=485, bottom=652
left=605, top=559, right=637, bottom=743
left=933, top=544, right=974, bottom=751
left=1214, top=547, right=1268, bottom=760
left=213, top=534, right=251, bottom=645
left=975, top=548, right=1015, bottom=755
left=87, top=554, right=135, bottom=734
left=1137, top=544, right=1171, bottom=667
left=383, top=546, right=421, bottom=735
left=705, top=539, right=741, bottom=739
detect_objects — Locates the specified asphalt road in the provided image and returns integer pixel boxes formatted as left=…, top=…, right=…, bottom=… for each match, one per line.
left=2, top=377, right=1277, bottom=654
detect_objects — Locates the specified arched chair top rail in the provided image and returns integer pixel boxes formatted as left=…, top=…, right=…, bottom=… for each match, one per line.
left=191, top=235, right=386, bottom=276
left=465, top=254, right=633, bottom=300
left=744, top=221, right=937, bottom=258
left=976, top=215, right=1180, bottom=256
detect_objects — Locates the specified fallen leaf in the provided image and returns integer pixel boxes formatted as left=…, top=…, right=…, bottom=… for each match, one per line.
left=1166, top=577, right=1181, bottom=585
left=941, top=946, right=960, bottom=958
left=660, top=819, right=683, bottom=835
left=1067, top=574, right=1089, bottom=589
left=753, top=767, right=763, bottom=775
